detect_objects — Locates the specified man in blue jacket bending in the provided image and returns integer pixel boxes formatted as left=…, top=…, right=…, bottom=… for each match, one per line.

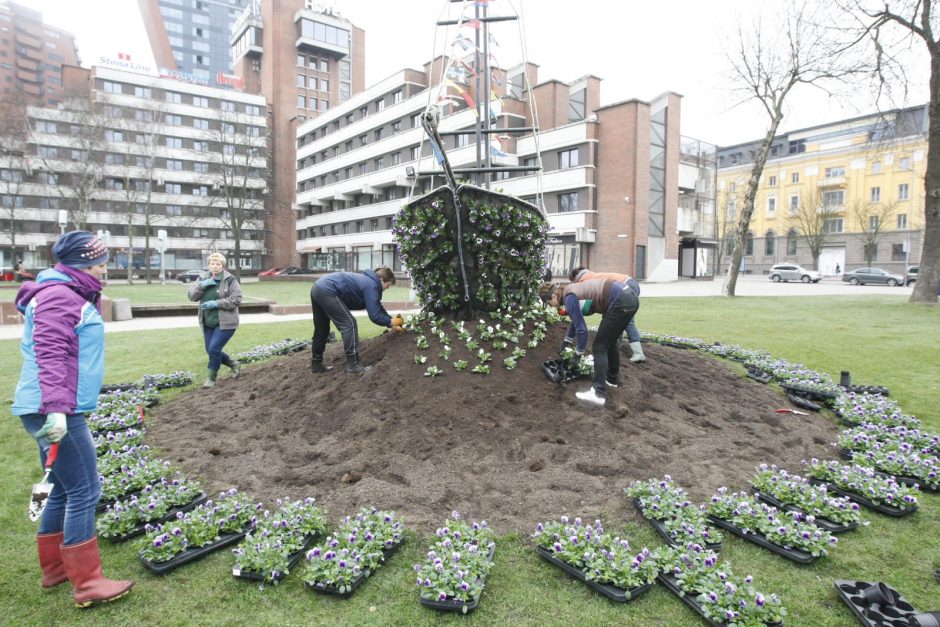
left=310, top=267, right=402, bottom=373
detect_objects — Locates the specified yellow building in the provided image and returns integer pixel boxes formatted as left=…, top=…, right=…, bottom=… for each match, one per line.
left=716, top=106, right=926, bottom=276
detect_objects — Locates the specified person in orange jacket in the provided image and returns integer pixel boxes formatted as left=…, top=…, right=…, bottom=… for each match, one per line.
left=569, top=267, right=645, bottom=363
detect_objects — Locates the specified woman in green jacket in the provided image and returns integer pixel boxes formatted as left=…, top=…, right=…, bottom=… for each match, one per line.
left=187, top=252, right=243, bottom=388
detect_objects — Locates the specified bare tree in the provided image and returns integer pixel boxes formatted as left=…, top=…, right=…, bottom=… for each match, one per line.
left=31, top=91, right=106, bottom=231
left=840, top=0, right=940, bottom=303
left=850, top=197, right=900, bottom=265
left=722, top=1, right=864, bottom=295
left=201, top=112, right=267, bottom=280
left=0, top=94, right=29, bottom=268
left=715, top=185, right=745, bottom=274
left=792, top=188, right=839, bottom=269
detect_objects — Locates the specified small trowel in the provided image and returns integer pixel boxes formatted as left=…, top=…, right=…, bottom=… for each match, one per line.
left=28, top=442, right=59, bottom=522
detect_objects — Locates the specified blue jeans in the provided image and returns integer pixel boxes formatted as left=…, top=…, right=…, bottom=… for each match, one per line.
left=592, top=288, right=640, bottom=396
left=202, top=325, right=236, bottom=371
left=624, top=278, right=641, bottom=343
left=21, top=414, right=100, bottom=545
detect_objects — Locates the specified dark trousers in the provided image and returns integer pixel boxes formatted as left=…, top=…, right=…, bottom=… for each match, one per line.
left=202, top=325, right=236, bottom=371
left=311, top=283, right=358, bottom=361
left=592, top=288, right=640, bottom=396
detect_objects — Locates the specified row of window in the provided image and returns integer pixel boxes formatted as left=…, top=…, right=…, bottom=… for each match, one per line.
left=760, top=185, right=911, bottom=216
left=36, top=139, right=259, bottom=159
left=99, top=80, right=262, bottom=116
left=761, top=158, right=914, bottom=188
left=735, top=231, right=911, bottom=263
left=300, top=216, right=393, bottom=239
left=297, top=87, right=409, bottom=148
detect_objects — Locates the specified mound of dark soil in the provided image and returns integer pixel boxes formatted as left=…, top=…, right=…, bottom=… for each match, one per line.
left=148, top=324, right=838, bottom=533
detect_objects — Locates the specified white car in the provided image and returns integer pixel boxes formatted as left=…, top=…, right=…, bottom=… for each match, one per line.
left=768, top=264, right=822, bottom=283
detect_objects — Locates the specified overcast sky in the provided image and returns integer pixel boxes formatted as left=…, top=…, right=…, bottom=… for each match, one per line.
left=28, top=0, right=930, bottom=147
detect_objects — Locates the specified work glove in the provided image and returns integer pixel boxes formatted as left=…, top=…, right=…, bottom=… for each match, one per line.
left=200, top=277, right=217, bottom=288
left=200, top=300, right=219, bottom=310
left=36, top=412, right=67, bottom=443
left=390, top=324, right=405, bottom=333
left=391, top=314, right=404, bottom=327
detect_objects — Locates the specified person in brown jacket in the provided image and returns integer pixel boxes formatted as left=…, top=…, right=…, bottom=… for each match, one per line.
left=569, top=267, right=645, bottom=362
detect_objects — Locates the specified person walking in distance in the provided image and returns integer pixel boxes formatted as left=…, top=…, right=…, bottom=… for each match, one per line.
left=188, top=252, right=243, bottom=388
left=569, top=267, right=646, bottom=362
left=309, top=267, right=403, bottom=374
left=13, top=230, right=134, bottom=607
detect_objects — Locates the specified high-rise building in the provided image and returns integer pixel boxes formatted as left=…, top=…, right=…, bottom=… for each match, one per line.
left=141, top=0, right=365, bottom=268
left=716, top=105, right=927, bottom=276
left=293, top=61, right=712, bottom=281
left=0, top=1, right=79, bottom=106
left=138, top=0, right=248, bottom=81
left=0, top=65, right=268, bottom=274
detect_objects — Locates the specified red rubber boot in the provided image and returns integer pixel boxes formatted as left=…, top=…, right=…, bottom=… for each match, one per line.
left=37, top=532, right=68, bottom=588
left=60, top=537, right=134, bottom=607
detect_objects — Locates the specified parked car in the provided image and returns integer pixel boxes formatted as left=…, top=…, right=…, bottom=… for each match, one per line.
left=259, top=266, right=304, bottom=277
left=176, top=269, right=204, bottom=283
left=1, top=267, right=34, bottom=282
left=768, top=264, right=822, bottom=283
left=905, top=266, right=919, bottom=286
left=258, top=267, right=287, bottom=277
left=841, top=267, right=904, bottom=286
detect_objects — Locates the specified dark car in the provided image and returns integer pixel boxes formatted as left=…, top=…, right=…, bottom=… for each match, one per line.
left=841, top=267, right=904, bottom=286
left=176, top=269, right=204, bottom=283
left=905, top=266, right=919, bottom=286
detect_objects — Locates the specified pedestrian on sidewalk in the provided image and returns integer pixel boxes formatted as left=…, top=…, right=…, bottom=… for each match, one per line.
left=309, top=267, right=402, bottom=374
left=12, top=230, right=134, bottom=607
left=188, top=252, right=242, bottom=388
left=569, top=267, right=646, bottom=363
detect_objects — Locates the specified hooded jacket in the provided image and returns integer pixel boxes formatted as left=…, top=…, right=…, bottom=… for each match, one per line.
left=313, top=269, right=392, bottom=327
left=187, top=269, right=242, bottom=330
left=13, top=264, right=105, bottom=416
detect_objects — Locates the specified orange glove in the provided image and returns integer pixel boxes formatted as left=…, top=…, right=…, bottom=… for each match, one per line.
left=391, top=314, right=404, bottom=327
left=390, top=325, right=405, bottom=333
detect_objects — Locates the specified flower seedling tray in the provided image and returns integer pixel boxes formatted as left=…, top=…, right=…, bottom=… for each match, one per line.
left=306, top=539, right=404, bottom=599
left=833, top=580, right=917, bottom=627
left=102, top=493, right=209, bottom=543
left=140, top=529, right=250, bottom=575
left=749, top=487, right=858, bottom=534
left=541, top=359, right=586, bottom=384
left=232, top=534, right=319, bottom=582
left=705, top=516, right=816, bottom=564
left=807, top=479, right=917, bottom=517
left=419, top=543, right=495, bottom=614
left=842, top=384, right=890, bottom=397
left=780, top=382, right=837, bottom=402
left=96, top=488, right=147, bottom=514
left=656, top=572, right=783, bottom=627
left=99, top=383, right=140, bottom=393
left=631, top=499, right=722, bottom=552
left=536, top=546, right=653, bottom=603
left=786, top=393, right=822, bottom=412
left=747, top=369, right=774, bottom=384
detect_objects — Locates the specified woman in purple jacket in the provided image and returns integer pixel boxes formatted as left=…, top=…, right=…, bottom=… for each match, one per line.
left=13, top=231, right=134, bottom=607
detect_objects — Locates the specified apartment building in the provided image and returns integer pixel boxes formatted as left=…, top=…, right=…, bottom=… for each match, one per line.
left=294, top=60, right=710, bottom=281
left=0, top=65, right=268, bottom=273
left=717, top=105, right=927, bottom=276
left=0, top=1, right=79, bottom=106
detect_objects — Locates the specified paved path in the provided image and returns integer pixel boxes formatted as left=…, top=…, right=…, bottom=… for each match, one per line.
left=0, top=276, right=911, bottom=341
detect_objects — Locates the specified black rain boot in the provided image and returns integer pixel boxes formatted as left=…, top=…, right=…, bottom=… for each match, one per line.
left=311, top=355, right=334, bottom=373
left=345, top=355, right=371, bottom=374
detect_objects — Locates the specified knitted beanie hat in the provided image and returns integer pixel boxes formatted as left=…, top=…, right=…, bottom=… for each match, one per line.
left=52, top=231, right=110, bottom=268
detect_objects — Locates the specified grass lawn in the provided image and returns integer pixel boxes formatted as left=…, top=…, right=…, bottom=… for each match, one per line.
left=0, top=295, right=937, bottom=625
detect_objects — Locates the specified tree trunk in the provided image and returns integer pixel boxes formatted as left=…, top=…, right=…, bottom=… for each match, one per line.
left=911, top=50, right=940, bottom=303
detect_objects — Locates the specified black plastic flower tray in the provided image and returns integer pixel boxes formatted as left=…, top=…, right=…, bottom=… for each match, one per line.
left=631, top=499, right=722, bottom=552
left=90, top=420, right=145, bottom=437
left=705, top=516, right=816, bottom=564
left=536, top=546, right=653, bottom=603
left=418, top=543, right=494, bottom=614
left=140, top=529, right=250, bottom=575
left=807, top=478, right=918, bottom=517
left=96, top=488, right=146, bottom=514
left=833, top=580, right=917, bottom=627
left=786, top=393, right=822, bottom=412
left=780, top=382, right=837, bottom=402
left=842, top=384, right=890, bottom=397
left=657, top=572, right=782, bottom=627
left=232, top=534, right=319, bottom=582
left=101, top=493, right=209, bottom=543
left=306, top=539, right=404, bottom=599
left=541, top=359, right=586, bottom=384
left=749, top=487, right=858, bottom=534
left=99, top=383, right=140, bottom=393
left=747, top=369, right=774, bottom=384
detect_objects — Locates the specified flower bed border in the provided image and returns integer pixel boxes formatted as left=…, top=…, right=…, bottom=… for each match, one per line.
left=705, top=515, right=816, bottom=564
left=140, top=529, right=250, bottom=576
left=232, top=533, right=320, bottom=582
left=748, top=487, right=858, bottom=534
left=419, top=543, right=495, bottom=614
left=807, top=479, right=917, bottom=517
left=833, top=579, right=916, bottom=627
left=305, top=538, right=405, bottom=599
left=656, top=571, right=783, bottom=627
left=101, top=493, right=208, bottom=543
left=631, top=498, right=723, bottom=552
left=535, top=546, right=653, bottom=603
